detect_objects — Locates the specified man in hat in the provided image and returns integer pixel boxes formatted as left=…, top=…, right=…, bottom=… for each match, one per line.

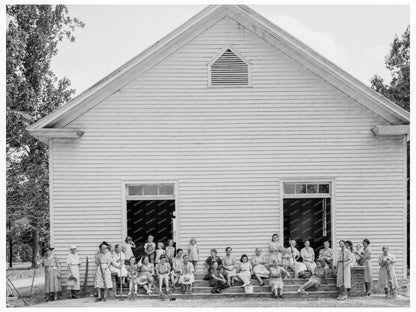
left=67, top=245, right=82, bottom=299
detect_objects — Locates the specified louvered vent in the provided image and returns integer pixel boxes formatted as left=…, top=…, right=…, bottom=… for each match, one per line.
left=210, top=49, right=249, bottom=86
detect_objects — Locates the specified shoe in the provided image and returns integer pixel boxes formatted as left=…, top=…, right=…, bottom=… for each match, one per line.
left=102, top=298, right=107, bottom=302
left=260, top=283, right=265, bottom=287
left=297, top=289, right=302, bottom=294
left=134, top=292, right=138, bottom=296
left=95, top=298, right=102, bottom=302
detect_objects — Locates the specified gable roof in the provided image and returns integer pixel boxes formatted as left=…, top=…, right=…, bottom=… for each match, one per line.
left=27, top=4, right=409, bottom=134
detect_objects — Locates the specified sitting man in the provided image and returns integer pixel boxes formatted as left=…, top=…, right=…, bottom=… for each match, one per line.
left=318, top=241, right=334, bottom=271
left=204, top=249, right=222, bottom=280
left=297, top=259, right=328, bottom=294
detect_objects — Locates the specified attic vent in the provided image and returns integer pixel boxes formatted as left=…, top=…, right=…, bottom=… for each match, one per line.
left=210, top=49, right=249, bottom=86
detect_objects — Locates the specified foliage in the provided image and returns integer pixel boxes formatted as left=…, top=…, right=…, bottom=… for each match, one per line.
left=6, top=5, right=84, bottom=267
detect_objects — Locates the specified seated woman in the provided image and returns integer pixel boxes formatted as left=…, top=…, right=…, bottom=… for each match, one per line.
left=285, top=240, right=307, bottom=278
left=300, top=240, right=316, bottom=273
left=204, top=249, right=222, bottom=280
left=209, top=260, right=228, bottom=293
left=269, top=259, right=290, bottom=299
left=251, top=248, right=270, bottom=286
left=222, top=247, right=237, bottom=287
left=378, top=246, right=398, bottom=297
left=171, top=248, right=184, bottom=288
left=297, top=259, right=327, bottom=294
left=318, top=241, right=334, bottom=270
left=137, top=255, right=155, bottom=295
left=179, top=255, right=195, bottom=293
left=235, top=254, right=253, bottom=287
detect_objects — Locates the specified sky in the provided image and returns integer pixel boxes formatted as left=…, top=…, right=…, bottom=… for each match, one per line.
left=49, top=4, right=410, bottom=96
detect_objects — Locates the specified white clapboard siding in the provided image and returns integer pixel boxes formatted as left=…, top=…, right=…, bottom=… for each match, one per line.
left=50, top=16, right=406, bottom=285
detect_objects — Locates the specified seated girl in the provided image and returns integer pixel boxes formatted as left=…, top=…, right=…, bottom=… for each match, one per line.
left=235, top=254, right=253, bottom=287
left=137, top=255, right=155, bottom=295
left=269, top=259, right=291, bottom=298
left=179, top=255, right=195, bottom=293
left=251, top=248, right=270, bottom=286
left=156, top=255, right=171, bottom=295
left=209, top=260, right=228, bottom=294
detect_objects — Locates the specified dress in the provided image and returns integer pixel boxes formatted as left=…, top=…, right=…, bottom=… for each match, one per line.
left=66, top=253, right=81, bottom=290
left=269, top=266, right=286, bottom=291
left=187, top=244, right=199, bottom=261
left=94, top=251, right=113, bottom=289
left=171, top=257, right=183, bottom=278
left=42, top=255, right=61, bottom=293
left=300, top=247, right=316, bottom=272
left=209, top=268, right=227, bottom=292
left=127, top=264, right=139, bottom=283
left=165, top=246, right=175, bottom=262
left=123, top=243, right=134, bottom=261
left=285, top=247, right=307, bottom=272
left=222, top=255, right=236, bottom=277
left=378, top=254, right=398, bottom=289
left=138, top=262, right=155, bottom=284
left=362, top=247, right=373, bottom=284
left=144, top=242, right=156, bottom=262
left=179, top=262, right=195, bottom=284
left=336, top=249, right=353, bottom=289
left=269, top=241, right=283, bottom=263
left=236, top=262, right=252, bottom=284
left=110, top=251, right=128, bottom=277
left=252, top=254, right=269, bottom=277
left=155, top=249, right=165, bottom=264
left=318, top=248, right=334, bottom=266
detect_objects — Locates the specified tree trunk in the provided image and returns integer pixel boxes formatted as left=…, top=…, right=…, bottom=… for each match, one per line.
left=32, top=226, right=39, bottom=268
left=8, top=218, right=12, bottom=268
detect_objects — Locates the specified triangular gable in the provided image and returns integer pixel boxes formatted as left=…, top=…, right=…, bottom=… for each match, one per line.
left=28, top=4, right=409, bottom=134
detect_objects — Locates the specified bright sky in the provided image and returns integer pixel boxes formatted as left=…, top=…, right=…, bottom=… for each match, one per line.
left=50, top=5, right=410, bottom=96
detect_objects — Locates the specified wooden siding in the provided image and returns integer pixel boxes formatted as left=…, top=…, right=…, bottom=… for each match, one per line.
left=50, top=16, right=406, bottom=285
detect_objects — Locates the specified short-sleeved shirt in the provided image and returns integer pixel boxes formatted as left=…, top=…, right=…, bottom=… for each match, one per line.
left=319, top=248, right=334, bottom=261
left=205, top=255, right=222, bottom=267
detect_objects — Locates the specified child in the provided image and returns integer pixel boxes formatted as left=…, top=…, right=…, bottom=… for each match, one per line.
left=179, top=255, right=195, bottom=293
left=126, top=256, right=139, bottom=297
left=156, top=255, right=171, bottom=295
left=209, top=260, right=228, bottom=294
left=144, top=235, right=156, bottom=264
left=204, top=249, right=222, bottom=280
left=171, top=249, right=184, bottom=288
left=354, top=244, right=364, bottom=266
left=122, top=236, right=136, bottom=264
left=187, top=238, right=199, bottom=271
left=269, top=259, right=290, bottom=298
left=165, top=239, right=175, bottom=266
left=155, top=242, right=166, bottom=265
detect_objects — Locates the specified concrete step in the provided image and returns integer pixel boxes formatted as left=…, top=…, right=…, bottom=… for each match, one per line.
left=193, top=278, right=336, bottom=287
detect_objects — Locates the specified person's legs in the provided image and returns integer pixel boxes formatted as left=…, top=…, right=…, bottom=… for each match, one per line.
left=96, top=288, right=102, bottom=301
left=158, top=276, right=163, bottom=293
left=134, top=282, right=138, bottom=295
left=278, top=286, right=284, bottom=298
left=255, top=273, right=263, bottom=285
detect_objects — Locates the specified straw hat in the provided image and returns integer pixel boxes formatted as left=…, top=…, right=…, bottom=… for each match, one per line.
left=70, top=245, right=77, bottom=250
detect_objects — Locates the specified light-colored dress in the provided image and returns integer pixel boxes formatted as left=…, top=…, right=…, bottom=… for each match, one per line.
left=269, top=266, right=287, bottom=291
left=127, top=264, right=139, bottom=283
left=171, top=256, right=183, bottom=278
left=336, top=249, right=353, bottom=289
left=179, top=262, right=195, bottom=284
left=252, top=254, right=270, bottom=277
left=94, top=251, right=113, bottom=289
left=110, top=251, right=127, bottom=277
left=269, top=241, right=283, bottom=263
left=285, top=247, right=307, bottom=272
left=165, top=246, right=175, bottom=262
left=187, top=244, right=199, bottom=261
left=362, top=247, right=373, bottom=284
left=138, top=262, right=155, bottom=284
left=123, top=242, right=134, bottom=261
left=222, top=255, right=236, bottom=277
left=155, top=249, right=165, bottom=264
left=301, top=247, right=316, bottom=272
left=378, top=254, right=398, bottom=289
left=237, top=262, right=252, bottom=284
left=67, top=253, right=81, bottom=290
left=42, top=255, right=61, bottom=293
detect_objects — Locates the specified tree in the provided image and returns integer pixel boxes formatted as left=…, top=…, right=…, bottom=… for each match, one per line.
left=370, top=25, right=410, bottom=272
left=6, top=5, right=84, bottom=267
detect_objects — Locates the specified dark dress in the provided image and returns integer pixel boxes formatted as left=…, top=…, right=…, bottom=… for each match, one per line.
left=209, top=268, right=228, bottom=293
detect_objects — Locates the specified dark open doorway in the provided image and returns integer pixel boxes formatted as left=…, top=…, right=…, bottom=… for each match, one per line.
left=127, top=200, right=175, bottom=258
left=283, top=198, right=331, bottom=257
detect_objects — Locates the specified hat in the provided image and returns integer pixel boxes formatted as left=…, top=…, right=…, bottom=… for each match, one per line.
left=182, top=275, right=193, bottom=285
left=43, top=246, right=54, bottom=253
left=99, top=241, right=110, bottom=249
left=70, top=245, right=77, bottom=250
left=137, top=275, right=148, bottom=285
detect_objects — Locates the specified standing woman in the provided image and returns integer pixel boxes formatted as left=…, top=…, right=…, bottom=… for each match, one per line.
left=269, top=234, right=284, bottom=264
left=378, top=246, right=398, bottom=297
left=66, top=245, right=81, bottom=299
left=94, top=241, right=113, bottom=302
left=362, top=238, right=373, bottom=296
left=335, top=240, right=353, bottom=300
left=39, top=246, right=61, bottom=301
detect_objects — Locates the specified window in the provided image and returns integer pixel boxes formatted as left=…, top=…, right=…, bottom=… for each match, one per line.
left=283, top=183, right=331, bottom=196
left=127, top=183, right=174, bottom=197
left=209, top=47, right=249, bottom=86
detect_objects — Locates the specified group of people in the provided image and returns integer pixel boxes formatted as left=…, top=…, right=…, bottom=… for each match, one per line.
left=37, top=233, right=399, bottom=302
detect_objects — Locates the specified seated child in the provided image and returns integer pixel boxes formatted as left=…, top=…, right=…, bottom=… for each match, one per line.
left=204, top=249, right=222, bottom=280
left=126, top=256, right=139, bottom=296
left=156, top=255, right=171, bottom=295
left=179, top=255, right=195, bottom=293
left=209, top=260, right=228, bottom=294
left=269, top=259, right=291, bottom=299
